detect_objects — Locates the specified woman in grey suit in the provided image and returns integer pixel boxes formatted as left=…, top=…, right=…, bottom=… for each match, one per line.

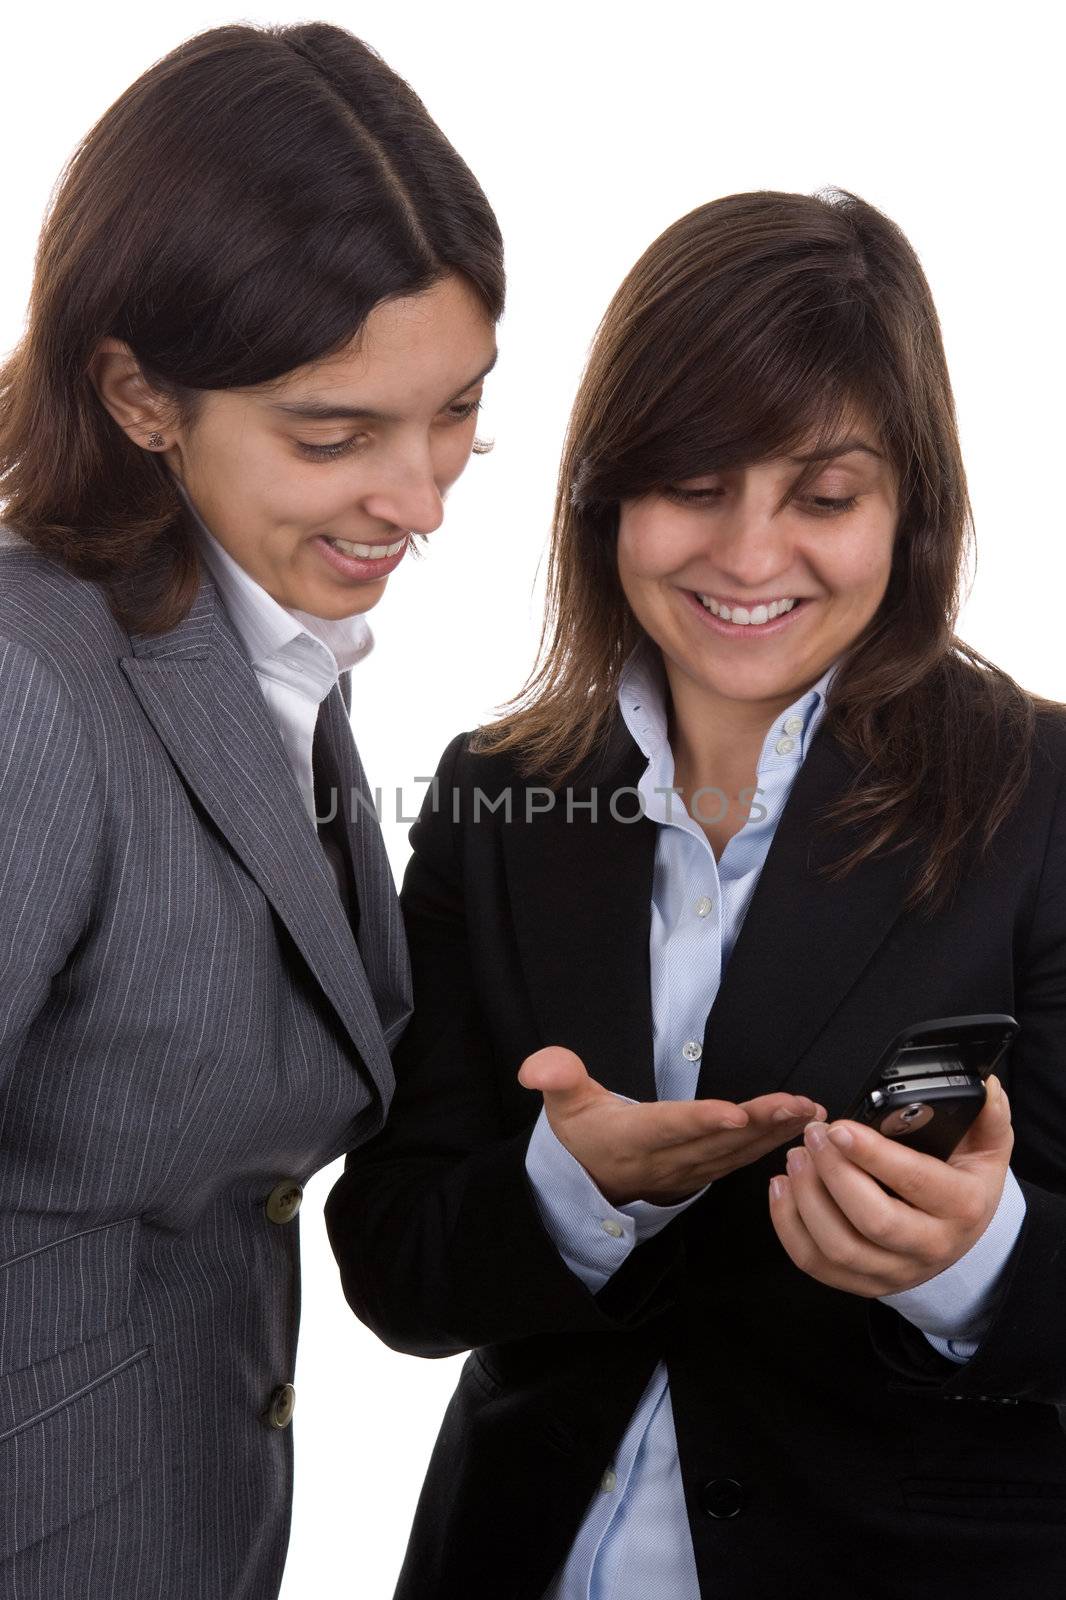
left=0, top=21, right=501, bottom=1597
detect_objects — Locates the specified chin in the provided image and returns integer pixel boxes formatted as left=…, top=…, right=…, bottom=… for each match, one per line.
left=323, top=584, right=387, bottom=617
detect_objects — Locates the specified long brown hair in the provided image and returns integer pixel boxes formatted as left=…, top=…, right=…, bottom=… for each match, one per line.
left=0, top=22, right=504, bottom=635
left=473, top=188, right=1051, bottom=917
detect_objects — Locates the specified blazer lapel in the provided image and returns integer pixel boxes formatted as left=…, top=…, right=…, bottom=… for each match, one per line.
left=119, top=568, right=397, bottom=1110
left=505, top=715, right=920, bottom=1114
left=696, top=723, right=920, bottom=1110
left=503, top=729, right=659, bottom=1103
left=316, top=682, right=411, bottom=1049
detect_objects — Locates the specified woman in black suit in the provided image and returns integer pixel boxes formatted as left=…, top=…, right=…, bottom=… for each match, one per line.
left=326, top=189, right=1066, bottom=1599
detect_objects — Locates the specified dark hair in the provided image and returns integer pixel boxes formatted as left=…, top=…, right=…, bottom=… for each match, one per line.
left=472, top=188, right=1053, bottom=917
left=0, top=22, right=504, bottom=633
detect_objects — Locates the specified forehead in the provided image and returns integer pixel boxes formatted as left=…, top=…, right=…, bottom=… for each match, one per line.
left=782, top=434, right=885, bottom=467
left=258, top=275, right=497, bottom=413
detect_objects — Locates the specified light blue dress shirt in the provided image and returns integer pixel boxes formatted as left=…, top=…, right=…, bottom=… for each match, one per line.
left=525, top=639, right=1026, bottom=1600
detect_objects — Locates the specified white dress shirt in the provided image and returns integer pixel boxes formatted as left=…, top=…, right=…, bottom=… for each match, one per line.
left=176, top=482, right=374, bottom=828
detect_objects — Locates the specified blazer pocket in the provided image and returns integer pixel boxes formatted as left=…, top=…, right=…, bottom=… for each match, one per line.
left=0, top=1218, right=138, bottom=1375
left=901, top=1476, right=1066, bottom=1522
left=0, top=1343, right=154, bottom=1563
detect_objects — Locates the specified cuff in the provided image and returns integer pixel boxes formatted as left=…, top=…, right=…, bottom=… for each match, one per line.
left=523, top=1106, right=705, bottom=1293
left=879, top=1166, right=1027, bottom=1354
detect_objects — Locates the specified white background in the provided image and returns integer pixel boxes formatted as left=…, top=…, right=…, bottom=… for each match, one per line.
left=2, top=3, right=1063, bottom=1594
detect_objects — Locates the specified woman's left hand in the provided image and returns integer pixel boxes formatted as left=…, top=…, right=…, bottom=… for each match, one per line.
left=768, top=1074, right=1015, bottom=1297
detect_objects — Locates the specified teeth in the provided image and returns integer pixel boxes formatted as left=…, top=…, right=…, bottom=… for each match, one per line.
left=698, top=595, right=797, bottom=624
left=327, top=535, right=407, bottom=559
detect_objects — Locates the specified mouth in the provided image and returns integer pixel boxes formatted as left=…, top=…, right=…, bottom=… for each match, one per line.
left=683, top=589, right=813, bottom=636
left=312, top=532, right=409, bottom=582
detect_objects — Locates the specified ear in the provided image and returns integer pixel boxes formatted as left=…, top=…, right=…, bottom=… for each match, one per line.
left=88, top=337, right=175, bottom=452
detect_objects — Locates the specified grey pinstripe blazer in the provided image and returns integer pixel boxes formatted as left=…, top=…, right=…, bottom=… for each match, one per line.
left=0, top=537, right=410, bottom=1597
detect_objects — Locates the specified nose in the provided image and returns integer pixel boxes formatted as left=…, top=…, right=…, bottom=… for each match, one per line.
left=709, top=492, right=793, bottom=589
left=361, top=450, right=445, bottom=538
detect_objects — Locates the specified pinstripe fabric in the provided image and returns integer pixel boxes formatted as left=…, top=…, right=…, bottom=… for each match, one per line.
left=186, top=493, right=375, bottom=828
left=0, top=534, right=410, bottom=1596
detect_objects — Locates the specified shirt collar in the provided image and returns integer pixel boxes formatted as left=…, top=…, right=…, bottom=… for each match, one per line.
left=176, top=479, right=374, bottom=701
left=618, top=635, right=840, bottom=774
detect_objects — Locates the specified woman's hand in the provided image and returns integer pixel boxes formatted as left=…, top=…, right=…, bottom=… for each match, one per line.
left=518, top=1045, right=827, bottom=1206
left=768, top=1074, right=1015, bottom=1296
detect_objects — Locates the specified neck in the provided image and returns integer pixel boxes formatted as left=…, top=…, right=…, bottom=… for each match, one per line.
left=663, top=661, right=808, bottom=793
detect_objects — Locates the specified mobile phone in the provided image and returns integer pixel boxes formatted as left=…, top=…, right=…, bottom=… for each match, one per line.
left=843, top=1014, right=1018, bottom=1161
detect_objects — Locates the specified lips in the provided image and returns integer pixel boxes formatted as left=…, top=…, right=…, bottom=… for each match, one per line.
left=312, top=532, right=409, bottom=582
left=325, top=534, right=408, bottom=560
left=682, top=588, right=811, bottom=638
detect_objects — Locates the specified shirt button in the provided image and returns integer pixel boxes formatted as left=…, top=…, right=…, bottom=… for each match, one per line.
left=774, top=736, right=796, bottom=755
left=265, top=1180, right=304, bottom=1225
left=694, top=895, right=714, bottom=918
left=265, top=1383, right=296, bottom=1430
left=783, top=715, right=804, bottom=735
left=682, top=1040, right=703, bottom=1062
left=601, top=1468, right=618, bottom=1493
left=601, top=1218, right=625, bottom=1238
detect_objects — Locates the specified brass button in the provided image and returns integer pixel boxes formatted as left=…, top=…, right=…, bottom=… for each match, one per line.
left=266, top=1180, right=303, bottom=1225
left=266, top=1383, right=296, bottom=1430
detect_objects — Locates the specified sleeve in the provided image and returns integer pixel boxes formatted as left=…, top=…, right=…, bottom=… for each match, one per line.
left=879, top=1168, right=1026, bottom=1362
left=524, top=1106, right=707, bottom=1293
left=868, top=755, right=1066, bottom=1402
left=0, top=640, right=102, bottom=1086
left=324, top=734, right=686, bottom=1358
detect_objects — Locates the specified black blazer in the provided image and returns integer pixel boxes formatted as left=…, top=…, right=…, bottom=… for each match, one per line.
left=326, top=701, right=1066, bottom=1600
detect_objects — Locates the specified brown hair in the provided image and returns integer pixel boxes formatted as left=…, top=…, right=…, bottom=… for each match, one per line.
left=0, top=22, right=504, bottom=634
left=473, top=188, right=1051, bottom=917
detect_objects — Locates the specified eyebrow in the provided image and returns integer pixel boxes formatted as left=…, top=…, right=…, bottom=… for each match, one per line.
left=787, top=438, right=883, bottom=464
left=268, top=350, right=499, bottom=423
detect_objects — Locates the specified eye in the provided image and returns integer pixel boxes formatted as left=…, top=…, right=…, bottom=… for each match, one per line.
left=802, top=494, right=859, bottom=515
left=442, top=397, right=482, bottom=424
left=663, top=484, right=724, bottom=505
left=296, top=434, right=368, bottom=462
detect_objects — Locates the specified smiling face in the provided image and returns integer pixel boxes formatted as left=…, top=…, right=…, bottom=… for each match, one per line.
left=160, top=273, right=497, bottom=618
left=616, top=430, right=899, bottom=731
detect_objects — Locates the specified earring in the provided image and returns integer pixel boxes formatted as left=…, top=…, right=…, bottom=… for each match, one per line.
left=146, top=431, right=165, bottom=449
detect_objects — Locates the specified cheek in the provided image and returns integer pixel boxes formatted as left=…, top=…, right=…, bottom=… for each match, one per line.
left=617, top=505, right=683, bottom=582
left=193, top=430, right=290, bottom=518
left=858, top=530, right=897, bottom=595
left=252, top=453, right=358, bottom=530
left=820, top=519, right=896, bottom=602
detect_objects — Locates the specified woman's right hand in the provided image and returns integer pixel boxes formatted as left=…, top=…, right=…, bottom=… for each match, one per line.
left=518, top=1045, right=826, bottom=1206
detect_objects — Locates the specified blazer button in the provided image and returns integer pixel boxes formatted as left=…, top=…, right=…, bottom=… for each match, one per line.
left=266, top=1181, right=304, bottom=1225
left=266, top=1383, right=296, bottom=1430
left=700, top=1477, right=745, bottom=1519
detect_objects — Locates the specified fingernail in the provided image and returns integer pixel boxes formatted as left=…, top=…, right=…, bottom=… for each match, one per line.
left=827, top=1123, right=853, bottom=1150
left=769, top=1176, right=787, bottom=1201
left=786, top=1146, right=807, bottom=1175
left=772, top=1106, right=803, bottom=1123
left=804, top=1121, right=827, bottom=1151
